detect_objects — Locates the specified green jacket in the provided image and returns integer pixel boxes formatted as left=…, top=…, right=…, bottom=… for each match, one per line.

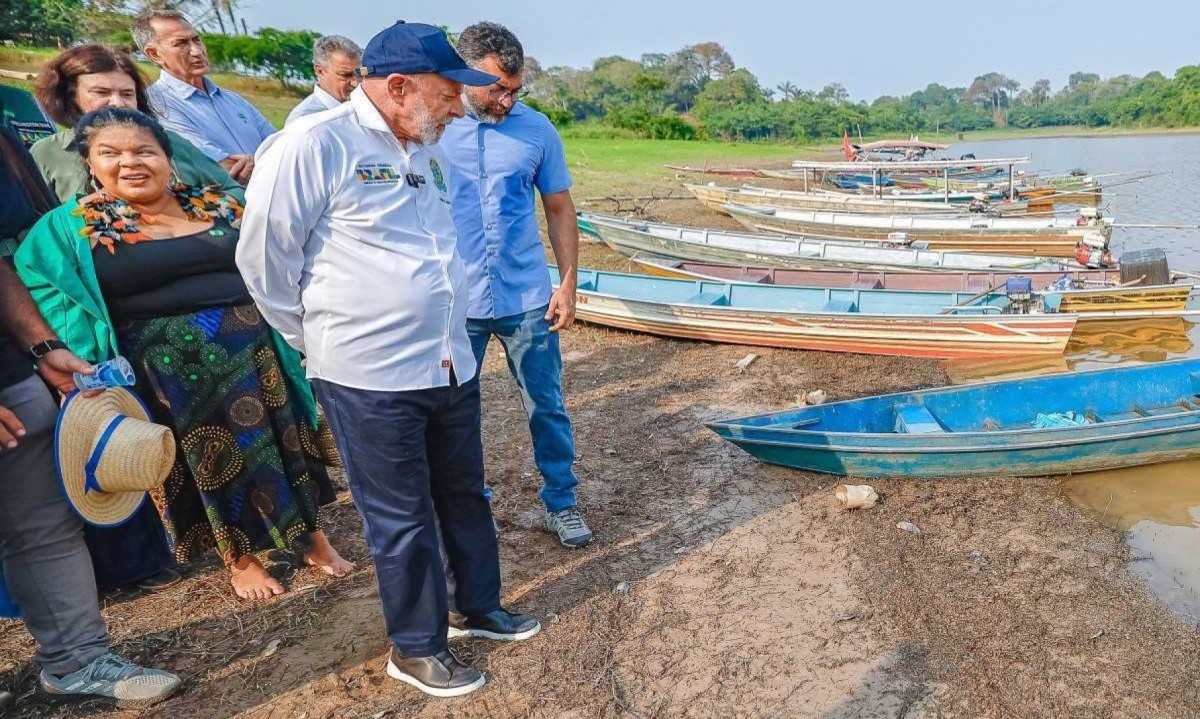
left=14, top=198, right=317, bottom=426
left=30, top=129, right=245, bottom=205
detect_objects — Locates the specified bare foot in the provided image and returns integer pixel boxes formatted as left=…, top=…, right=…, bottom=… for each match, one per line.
left=230, top=555, right=285, bottom=601
left=302, top=530, right=355, bottom=578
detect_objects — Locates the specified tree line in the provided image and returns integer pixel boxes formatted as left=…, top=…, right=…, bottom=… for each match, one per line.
left=524, top=45, right=1200, bottom=142
left=7, top=5, right=1200, bottom=141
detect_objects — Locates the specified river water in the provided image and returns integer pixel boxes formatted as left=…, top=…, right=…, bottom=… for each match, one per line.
left=942, top=134, right=1200, bottom=623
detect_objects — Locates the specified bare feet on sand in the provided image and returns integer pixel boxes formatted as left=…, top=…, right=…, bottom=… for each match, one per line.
left=230, top=555, right=285, bottom=601
left=303, top=530, right=355, bottom=578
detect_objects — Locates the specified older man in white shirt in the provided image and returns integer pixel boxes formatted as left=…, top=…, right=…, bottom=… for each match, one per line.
left=284, top=35, right=362, bottom=126
left=237, top=21, right=539, bottom=699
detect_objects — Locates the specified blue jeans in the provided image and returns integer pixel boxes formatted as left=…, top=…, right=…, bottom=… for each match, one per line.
left=468, top=305, right=579, bottom=514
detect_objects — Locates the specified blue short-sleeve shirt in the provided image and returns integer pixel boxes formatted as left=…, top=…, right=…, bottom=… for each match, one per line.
left=442, top=102, right=573, bottom=320
left=147, top=72, right=276, bottom=162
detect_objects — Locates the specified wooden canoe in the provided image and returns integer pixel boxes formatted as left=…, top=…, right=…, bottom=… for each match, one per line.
left=558, top=266, right=1077, bottom=358
left=724, top=203, right=1112, bottom=258
left=577, top=212, right=1086, bottom=275
left=631, top=256, right=1118, bottom=291
left=707, top=359, right=1200, bottom=478
left=630, top=257, right=1195, bottom=321
left=682, top=183, right=1032, bottom=216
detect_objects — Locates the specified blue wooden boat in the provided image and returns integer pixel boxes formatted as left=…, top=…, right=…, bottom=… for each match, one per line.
left=827, top=174, right=896, bottom=190
left=707, top=359, right=1200, bottom=478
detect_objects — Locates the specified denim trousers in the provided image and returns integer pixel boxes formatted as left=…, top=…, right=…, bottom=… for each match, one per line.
left=467, top=304, right=579, bottom=513
left=313, top=375, right=501, bottom=656
left=0, top=375, right=110, bottom=675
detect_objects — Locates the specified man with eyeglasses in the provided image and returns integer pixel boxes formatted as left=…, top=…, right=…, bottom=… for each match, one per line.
left=442, top=22, right=592, bottom=549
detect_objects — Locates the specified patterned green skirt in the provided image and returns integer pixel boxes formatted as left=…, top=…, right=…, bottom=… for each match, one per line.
left=118, top=304, right=324, bottom=565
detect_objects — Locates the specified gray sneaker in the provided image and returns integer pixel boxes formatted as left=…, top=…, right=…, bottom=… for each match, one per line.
left=544, top=507, right=593, bottom=548
left=40, top=653, right=180, bottom=708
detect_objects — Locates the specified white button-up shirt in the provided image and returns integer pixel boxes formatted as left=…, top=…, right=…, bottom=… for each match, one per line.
left=284, top=84, right=342, bottom=126
left=237, top=87, right=476, bottom=392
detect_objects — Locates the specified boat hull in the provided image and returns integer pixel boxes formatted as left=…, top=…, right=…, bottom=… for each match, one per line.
left=707, top=359, right=1200, bottom=478
left=579, top=213, right=1077, bottom=275
left=682, top=183, right=1031, bottom=216
left=572, top=291, right=1075, bottom=358
left=725, top=204, right=1110, bottom=258
left=632, top=259, right=1195, bottom=320
left=712, top=425, right=1200, bottom=478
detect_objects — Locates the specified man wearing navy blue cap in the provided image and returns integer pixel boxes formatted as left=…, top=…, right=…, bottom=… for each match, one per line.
left=238, top=21, right=540, bottom=699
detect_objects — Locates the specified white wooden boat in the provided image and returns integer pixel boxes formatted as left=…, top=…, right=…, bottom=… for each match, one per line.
left=577, top=212, right=1084, bottom=274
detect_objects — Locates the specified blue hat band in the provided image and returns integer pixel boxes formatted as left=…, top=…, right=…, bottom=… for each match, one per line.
left=83, top=415, right=127, bottom=495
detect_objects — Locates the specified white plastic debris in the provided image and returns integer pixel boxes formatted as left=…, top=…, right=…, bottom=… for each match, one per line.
left=896, top=521, right=922, bottom=534
left=835, top=484, right=879, bottom=509
left=805, top=389, right=828, bottom=406
left=736, top=353, right=759, bottom=373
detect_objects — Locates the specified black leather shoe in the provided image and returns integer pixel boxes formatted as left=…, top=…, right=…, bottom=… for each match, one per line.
left=448, top=607, right=541, bottom=641
left=386, top=648, right=485, bottom=698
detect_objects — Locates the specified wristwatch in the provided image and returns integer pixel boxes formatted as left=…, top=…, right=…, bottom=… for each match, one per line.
left=28, top=339, right=68, bottom=361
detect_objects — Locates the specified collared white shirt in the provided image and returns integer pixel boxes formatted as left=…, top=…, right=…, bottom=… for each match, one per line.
left=147, top=71, right=275, bottom=162
left=284, top=84, right=342, bottom=126
left=237, top=86, right=476, bottom=392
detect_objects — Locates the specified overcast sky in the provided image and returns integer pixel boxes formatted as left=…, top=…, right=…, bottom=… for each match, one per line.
left=235, top=0, right=1200, bottom=100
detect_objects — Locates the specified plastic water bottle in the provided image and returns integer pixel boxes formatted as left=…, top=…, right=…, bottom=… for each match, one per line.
left=73, top=356, right=136, bottom=391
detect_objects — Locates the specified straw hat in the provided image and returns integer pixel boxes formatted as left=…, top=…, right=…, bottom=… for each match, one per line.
left=55, top=388, right=176, bottom=527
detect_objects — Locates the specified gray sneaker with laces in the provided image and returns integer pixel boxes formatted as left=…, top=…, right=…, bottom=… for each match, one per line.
left=544, top=507, right=593, bottom=547
left=40, top=652, right=181, bottom=708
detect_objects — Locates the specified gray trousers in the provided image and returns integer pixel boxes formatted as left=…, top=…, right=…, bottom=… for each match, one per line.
left=0, top=375, right=109, bottom=675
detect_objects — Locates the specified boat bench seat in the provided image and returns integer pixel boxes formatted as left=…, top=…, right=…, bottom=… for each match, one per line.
left=734, top=271, right=772, bottom=284
left=683, top=291, right=729, bottom=306
left=894, top=403, right=946, bottom=434
left=822, top=299, right=858, bottom=313
left=850, top=279, right=884, bottom=289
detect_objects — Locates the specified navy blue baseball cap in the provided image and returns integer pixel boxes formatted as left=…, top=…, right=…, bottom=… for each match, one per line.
left=359, top=21, right=498, bottom=86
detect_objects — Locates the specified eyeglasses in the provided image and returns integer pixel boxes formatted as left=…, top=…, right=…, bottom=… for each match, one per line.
left=487, top=83, right=527, bottom=101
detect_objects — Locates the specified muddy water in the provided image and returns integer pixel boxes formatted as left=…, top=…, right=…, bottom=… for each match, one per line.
left=936, top=135, right=1200, bottom=623
left=1060, top=463, right=1200, bottom=623
left=944, top=319, right=1200, bottom=624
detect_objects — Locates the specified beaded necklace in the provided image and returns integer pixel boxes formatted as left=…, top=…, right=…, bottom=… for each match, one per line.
left=74, top=183, right=243, bottom=254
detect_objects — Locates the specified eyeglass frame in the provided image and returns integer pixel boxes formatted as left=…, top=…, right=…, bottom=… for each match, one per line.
left=485, top=81, right=528, bottom=102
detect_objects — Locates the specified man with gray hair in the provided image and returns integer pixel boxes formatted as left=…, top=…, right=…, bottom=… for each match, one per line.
left=136, top=9, right=274, bottom=184
left=285, top=35, right=363, bottom=126
left=442, top=21, right=592, bottom=548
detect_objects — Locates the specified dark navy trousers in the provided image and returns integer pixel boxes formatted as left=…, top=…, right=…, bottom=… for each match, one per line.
left=313, top=375, right=501, bottom=657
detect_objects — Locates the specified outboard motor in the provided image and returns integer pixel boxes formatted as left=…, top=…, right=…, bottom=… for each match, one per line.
left=1004, top=276, right=1035, bottom=314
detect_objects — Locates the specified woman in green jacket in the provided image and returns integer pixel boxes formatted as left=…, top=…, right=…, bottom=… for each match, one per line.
left=17, top=108, right=352, bottom=601
left=29, top=44, right=243, bottom=204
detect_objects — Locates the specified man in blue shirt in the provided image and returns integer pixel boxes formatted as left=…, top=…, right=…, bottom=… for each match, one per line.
left=135, top=10, right=275, bottom=185
left=443, top=22, right=592, bottom=548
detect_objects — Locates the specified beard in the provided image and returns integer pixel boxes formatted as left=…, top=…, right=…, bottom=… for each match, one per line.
left=462, top=89, right=506, bottom=125
left=410, top=93, right=448, bottom=144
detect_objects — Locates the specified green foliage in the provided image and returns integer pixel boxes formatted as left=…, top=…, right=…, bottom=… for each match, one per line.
left=607, top=107, right=696, bottom=139
left=203, top=28, right=317, bottom=89
left=523, top=97, right=573, bottom=128
left=0, top=0, right=84, bottom=45
left=693, top=69, right=768, bottom=120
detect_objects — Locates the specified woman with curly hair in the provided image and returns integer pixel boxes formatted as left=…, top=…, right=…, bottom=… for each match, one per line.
left=29, top=44, right=242, bottom=203
left=17, top=108, right=352, bottom=600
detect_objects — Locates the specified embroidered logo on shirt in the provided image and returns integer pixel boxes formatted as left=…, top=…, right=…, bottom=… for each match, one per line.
left=9, top=120, right=54, bottom=148
left=429, top=158, right=448, bottom=192
left=355, top=163, right=401, bottom=185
